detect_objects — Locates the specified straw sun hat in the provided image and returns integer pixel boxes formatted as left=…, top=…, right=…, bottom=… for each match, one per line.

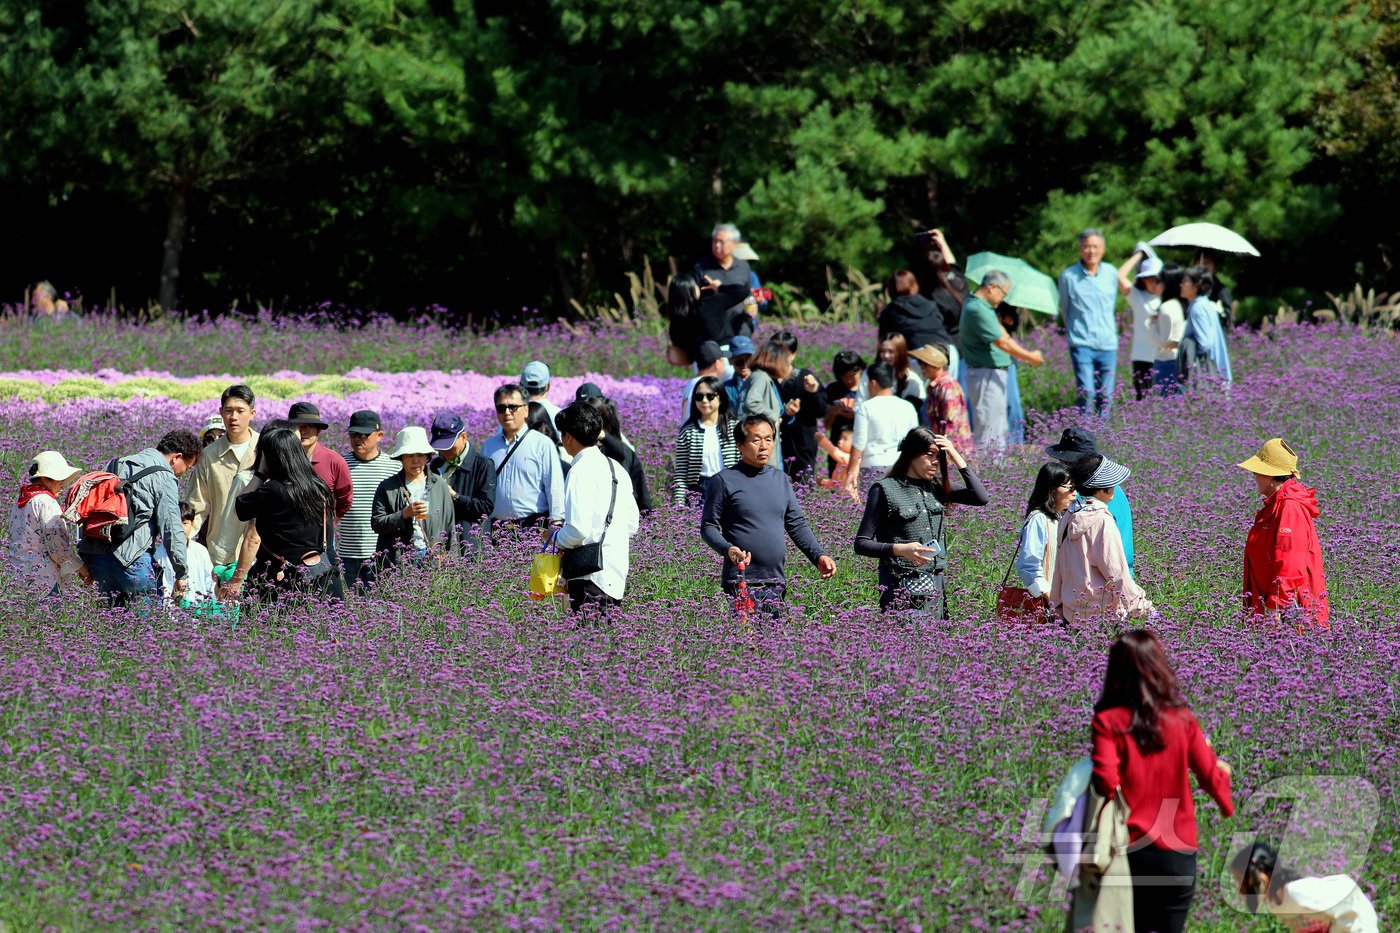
left=1237, top=438, right=1300, bottom=477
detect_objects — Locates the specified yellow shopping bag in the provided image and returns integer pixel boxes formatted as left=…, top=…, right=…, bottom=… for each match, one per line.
left=529, top=535, right=563, bottom=599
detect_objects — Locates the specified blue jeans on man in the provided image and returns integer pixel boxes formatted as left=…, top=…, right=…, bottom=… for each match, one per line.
left=84, top=551, right=160, bottom=609
left=342, top=556, right=378, bottom=593
left=1070, top=345, right=1117, bottom=417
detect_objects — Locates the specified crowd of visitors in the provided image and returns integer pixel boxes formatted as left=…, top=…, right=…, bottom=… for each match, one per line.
left=7, top=226, right=1362, bottom=933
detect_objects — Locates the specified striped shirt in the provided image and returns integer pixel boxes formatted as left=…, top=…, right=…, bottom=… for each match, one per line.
left=342, top=451, right=401, bottom=558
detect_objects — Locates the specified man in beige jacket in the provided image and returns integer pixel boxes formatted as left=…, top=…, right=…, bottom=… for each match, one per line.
left=186, top=384, right=260, bottom=568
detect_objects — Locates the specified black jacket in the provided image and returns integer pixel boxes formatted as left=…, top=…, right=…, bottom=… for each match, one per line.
left=430, top=447, right=496, bottom=529
left=878, top=294, right=953, bottom=353
left=600, top=434, right=652, bottom=512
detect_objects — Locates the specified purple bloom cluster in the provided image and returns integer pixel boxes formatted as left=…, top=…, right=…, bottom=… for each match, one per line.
left=0, top=320, right=1395, bottom=929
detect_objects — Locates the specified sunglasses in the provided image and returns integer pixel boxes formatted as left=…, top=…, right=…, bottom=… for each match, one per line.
left=495, top=403, right=526, bottom=414
left=694, top=393, right=719, bottom=402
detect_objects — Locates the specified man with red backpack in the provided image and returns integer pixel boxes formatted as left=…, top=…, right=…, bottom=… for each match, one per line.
left=76, top=430, right=202, bottom=608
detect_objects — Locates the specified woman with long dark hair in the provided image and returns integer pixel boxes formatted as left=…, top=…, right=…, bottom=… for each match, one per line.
left=852, top=427, right=988, bottom=614
left=233, top=427, right=341, bottom=599
left=1091, top=629, right=1234, bottom=933
left=579, top=395, right=651, bottom=512
left=1013, top=462, right=1074, bottom=609
left=1230, top=840, right=1378, bottom=931
left=670, top=376, right=739, bottom=506
left=1178, top=265, right=1233, bottom=384
left=666, top=274, right=752, bottom=364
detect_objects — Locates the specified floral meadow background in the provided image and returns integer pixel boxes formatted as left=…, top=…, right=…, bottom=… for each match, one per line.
left=0, top=313, right=1396, bottom=930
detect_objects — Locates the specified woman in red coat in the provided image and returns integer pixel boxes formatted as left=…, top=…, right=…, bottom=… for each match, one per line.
left=1238, top=438, right=1329, bottom=625
left=1092, top=630, right=1234, bottom=933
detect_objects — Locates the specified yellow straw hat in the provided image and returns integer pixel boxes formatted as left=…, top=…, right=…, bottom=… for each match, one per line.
left=1237, top=438, right=1300, bottom=477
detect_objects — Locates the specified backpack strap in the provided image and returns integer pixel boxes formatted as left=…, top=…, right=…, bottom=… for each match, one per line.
left=117, top=464, right=170, bottom=492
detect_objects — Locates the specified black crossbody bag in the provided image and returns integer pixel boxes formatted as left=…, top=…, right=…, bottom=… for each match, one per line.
left=560, top=458, right=618, bottom=579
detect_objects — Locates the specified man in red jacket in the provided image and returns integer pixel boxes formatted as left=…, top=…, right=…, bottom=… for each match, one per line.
left=1238, top=438, right=1329, bottom=625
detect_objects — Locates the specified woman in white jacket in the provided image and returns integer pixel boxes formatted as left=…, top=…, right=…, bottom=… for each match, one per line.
left=1015, top=461, right=1076, bottom=608
left=8, top=451, right=88, bottom=596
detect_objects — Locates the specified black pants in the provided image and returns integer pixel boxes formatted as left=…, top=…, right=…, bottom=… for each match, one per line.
left=1132, top=360, right=1155, bottom=401
left=1126, top=846, right=1196, bottom=933
left=567, top=579, right=620, bottom=615
left=722, top=580, right=787, bottom=619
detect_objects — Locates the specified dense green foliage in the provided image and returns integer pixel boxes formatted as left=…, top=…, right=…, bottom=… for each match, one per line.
left=1, top=0, right=1391, bottom=316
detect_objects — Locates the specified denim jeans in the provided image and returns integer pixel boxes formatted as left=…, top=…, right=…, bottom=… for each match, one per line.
left=1153, top=359, right=1180, bottom=396
left=84, top=550, right=159, bottom=609
left=342, top=556, right=378, bottom=593
left=1069, top=345, right=1117, bottom=416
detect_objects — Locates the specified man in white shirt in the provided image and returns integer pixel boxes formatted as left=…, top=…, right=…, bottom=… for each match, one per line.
left=555, top=401, right=640, bottom=615
left=843, top=361, right=918, bottom=496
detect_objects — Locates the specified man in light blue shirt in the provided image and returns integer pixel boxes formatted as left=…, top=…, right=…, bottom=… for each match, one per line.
left=481, top=383, right=564, bottom=527
left=1058, top=228, right=1120, bottom=417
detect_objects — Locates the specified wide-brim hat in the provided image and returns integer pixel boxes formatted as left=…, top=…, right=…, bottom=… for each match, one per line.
left=390, top=426, right=437, bottom=460
left=287, top=401, right=329, bottom=430
left=1237, top=437, right=1299, bottom=477
left=1086, top=456, right=1131, bottom=489
left=733, top=242, right=760, bottom=262
left=908, top=344, right=948, bottom=369
left=31, top=450, right=80, bottom=483
left=1046, top=427, right=1099, bottom=462
left=1135, top=256, right=1164, bottom=279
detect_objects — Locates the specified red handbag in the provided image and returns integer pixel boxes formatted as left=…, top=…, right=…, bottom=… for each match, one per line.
left=995, top=522, right=1049, bottom=621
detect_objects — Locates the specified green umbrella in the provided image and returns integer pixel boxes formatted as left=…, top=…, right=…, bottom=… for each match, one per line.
left=963, top=252, right=1059, bottom=315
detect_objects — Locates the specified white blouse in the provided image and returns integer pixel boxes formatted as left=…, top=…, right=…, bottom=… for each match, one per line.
left=1269, top=875, right=1378, bottom=932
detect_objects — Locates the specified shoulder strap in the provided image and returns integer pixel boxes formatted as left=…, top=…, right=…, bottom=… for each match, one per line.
left=494, top=434, right=524, bottom=476
left=117, top=464, right=170, bottom=492
left=1000, top=518, right=1029, bottom=587
left=598, top=458, right=619, bottom=545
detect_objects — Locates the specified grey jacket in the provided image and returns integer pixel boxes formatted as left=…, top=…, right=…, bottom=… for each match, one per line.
left=77, top=448, right=188, bottom=579
left=370, top=471, right=459, bottom=563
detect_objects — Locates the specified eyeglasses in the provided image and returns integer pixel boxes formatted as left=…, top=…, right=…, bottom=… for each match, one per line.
left=694, top=393, right=719, bottom=402
left=495, top=403, right=526, bottom=414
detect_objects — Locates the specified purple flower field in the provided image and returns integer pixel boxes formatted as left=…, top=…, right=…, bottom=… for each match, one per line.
left=0, top=318, right=1396, bottom=930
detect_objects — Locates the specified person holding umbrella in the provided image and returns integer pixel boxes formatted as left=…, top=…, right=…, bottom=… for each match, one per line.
left=1179, top=266, right=1234, bottom=384
left=957, top=270, right=1044, bottom=453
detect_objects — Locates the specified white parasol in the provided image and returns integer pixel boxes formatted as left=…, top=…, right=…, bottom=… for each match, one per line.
left=1148, top=222, right=1260, bottom=257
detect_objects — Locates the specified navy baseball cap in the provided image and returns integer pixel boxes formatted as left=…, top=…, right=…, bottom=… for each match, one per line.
left=729, top=335, right=756, bottom=357
left=429, top=412, right=464, bottom=450
left=696, top=340, right=724, bottom=368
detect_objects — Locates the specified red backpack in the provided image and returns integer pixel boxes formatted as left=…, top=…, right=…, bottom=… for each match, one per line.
left=62, top=459, right=170, bottom=542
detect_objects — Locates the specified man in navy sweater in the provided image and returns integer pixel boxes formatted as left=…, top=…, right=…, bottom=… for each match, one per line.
left=701, top=415, right=836, bottom=613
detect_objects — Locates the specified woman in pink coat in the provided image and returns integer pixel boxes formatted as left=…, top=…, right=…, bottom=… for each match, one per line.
left=1050, top=454, right=1153, bottom=622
